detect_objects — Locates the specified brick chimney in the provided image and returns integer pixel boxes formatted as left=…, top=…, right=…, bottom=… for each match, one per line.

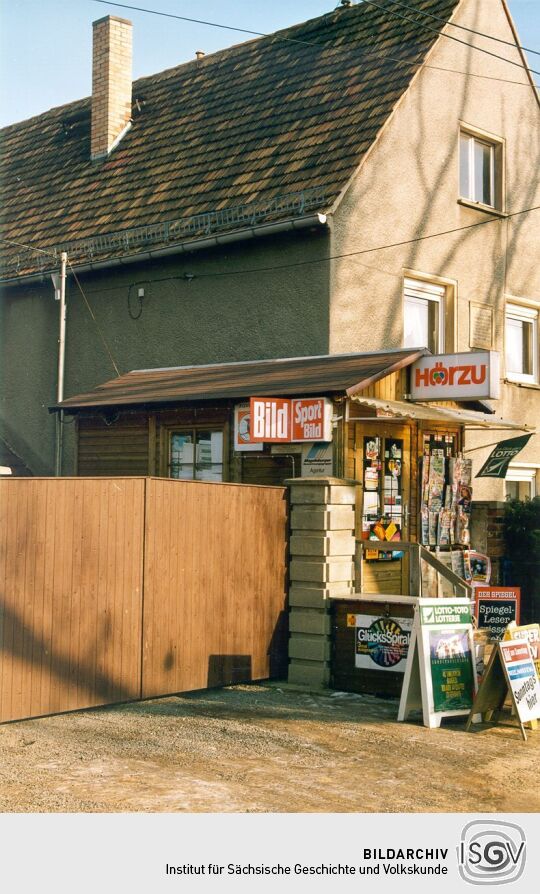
left=91, top=16, right=132, bottom=160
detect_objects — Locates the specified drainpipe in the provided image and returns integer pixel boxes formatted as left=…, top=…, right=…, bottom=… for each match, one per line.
left=55, top=251, right=67, bottom=476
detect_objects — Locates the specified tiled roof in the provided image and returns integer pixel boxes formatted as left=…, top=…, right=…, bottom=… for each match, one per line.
left=53, top=348, right=427, bottom=410
left=1, top=0, right=460, bottom=277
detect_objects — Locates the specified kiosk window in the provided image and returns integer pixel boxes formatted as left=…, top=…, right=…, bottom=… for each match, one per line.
left=170, top=429, right=223, bottom=481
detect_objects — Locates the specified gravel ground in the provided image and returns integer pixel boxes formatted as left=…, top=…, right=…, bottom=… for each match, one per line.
left=1, top=684, right=538, bottom=813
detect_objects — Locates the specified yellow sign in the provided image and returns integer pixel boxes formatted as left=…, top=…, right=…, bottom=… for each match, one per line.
left=347, top=613, right=356, bottom=628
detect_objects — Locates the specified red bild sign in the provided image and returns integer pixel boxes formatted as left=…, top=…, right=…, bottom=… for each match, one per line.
left=250, top=397, right=332, bottom=443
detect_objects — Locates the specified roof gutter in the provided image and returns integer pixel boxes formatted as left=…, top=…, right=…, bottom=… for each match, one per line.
left=0, top=212, right=329, bottom=286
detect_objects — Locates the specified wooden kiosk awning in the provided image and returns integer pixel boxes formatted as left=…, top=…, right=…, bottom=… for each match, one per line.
left=349, top=395, right=533, bottom=431
left=51, top=349, right=426, bottom=411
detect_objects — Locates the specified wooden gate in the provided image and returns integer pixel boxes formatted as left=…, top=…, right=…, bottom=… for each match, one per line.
left=0, top=477, right=287, bottom=723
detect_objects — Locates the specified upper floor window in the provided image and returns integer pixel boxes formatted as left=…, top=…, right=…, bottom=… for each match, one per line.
left=505, top=303, right=538, bottom=384
left=403, top=278, right=445, bottom=353
left=459, top=128, right=503, bottom=210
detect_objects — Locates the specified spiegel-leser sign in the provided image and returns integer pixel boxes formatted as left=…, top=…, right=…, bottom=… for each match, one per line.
left=410, top=351, right=500, bottom=401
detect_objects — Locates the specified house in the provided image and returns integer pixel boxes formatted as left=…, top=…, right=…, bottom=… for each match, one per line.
left=1, top=1, right=539, bottom=588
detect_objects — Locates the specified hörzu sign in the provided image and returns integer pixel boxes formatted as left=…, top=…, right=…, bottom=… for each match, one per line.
left=250, top=397, right=332, bottom=443
left=410, top=351, right=500, bottom=401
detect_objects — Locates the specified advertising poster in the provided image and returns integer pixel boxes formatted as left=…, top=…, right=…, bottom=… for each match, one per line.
left=355, top=615, right=412, bottom=673
left=475, top=587, right=520, bottom=640
left=429, top=630, right=474, bottom=712
left=233, top=403, right=263, bottom=452
left=499, top=640, right=540, bottom=724
left=503, top=623, right=540, bottom=677
left=301, top=442, right=333, bottom=477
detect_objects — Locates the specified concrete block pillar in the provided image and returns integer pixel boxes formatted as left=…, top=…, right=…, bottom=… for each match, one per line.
left=285, top=478, right=356, bottom=688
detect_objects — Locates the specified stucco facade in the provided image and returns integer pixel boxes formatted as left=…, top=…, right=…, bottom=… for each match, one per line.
left=1, top=0, right=538, bottom=489
left=0, top=228, right=330, bottom=474
left=328, top=0, right=540, bottom=498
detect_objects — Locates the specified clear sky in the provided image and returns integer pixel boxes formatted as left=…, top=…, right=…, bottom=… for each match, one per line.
left=1, top=0, right=539, bottom=127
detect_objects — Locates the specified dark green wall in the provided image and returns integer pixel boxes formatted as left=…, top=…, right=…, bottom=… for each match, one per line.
left=0, top=227, right=330, bottom=475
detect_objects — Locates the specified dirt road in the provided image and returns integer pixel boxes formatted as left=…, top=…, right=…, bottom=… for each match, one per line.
left=1, top=684, right=538, bottom=813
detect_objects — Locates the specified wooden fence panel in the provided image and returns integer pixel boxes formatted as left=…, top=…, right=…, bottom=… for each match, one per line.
left=0, top=478, right=145, bottom=723
left=142, top=479, right=288, bottom=698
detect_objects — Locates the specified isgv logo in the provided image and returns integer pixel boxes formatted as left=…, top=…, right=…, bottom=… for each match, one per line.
left=458, top=820, right=526, bottom=885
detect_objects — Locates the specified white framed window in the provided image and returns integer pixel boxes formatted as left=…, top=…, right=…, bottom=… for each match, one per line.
left=459, top=128, right=503, bottom=210
left=505, top=464, right=538, bottom=501
left=505, top=303, right=538, bottom=384
left=403, top=278, right=445, bottom=353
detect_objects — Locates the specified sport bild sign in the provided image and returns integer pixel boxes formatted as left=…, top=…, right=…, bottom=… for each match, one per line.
left=410, top=351, right=500, bottom=401
left=249, top=397, right=332, bottom=443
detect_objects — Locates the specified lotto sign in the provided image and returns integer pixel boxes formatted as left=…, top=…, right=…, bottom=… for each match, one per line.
left=410, top=351, right=500, bottom=401
left=499, top=640, right=540, bottom=724
left=354, top=614, right=412, bottom=673
left=399, top=599, right=477, bottom=728
left=249, top=397, right=332, bottom=443
left=476, top=434, right=532, bottom=479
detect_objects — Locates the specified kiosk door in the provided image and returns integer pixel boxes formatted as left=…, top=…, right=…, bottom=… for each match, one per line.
left=354, top=422, right=412, bottom=595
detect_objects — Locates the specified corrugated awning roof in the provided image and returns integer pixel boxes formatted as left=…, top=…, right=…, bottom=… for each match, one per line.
left=350, top=395, right=533, bottom=431
left=52, top=349, right=426, bottom=411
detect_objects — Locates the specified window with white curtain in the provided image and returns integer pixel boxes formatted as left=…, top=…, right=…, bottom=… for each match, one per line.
left=505, top=464, right=538, bottom=501
left=403, top=278, right=445, bottom=353
left=505, top=303, right=538, bottom=384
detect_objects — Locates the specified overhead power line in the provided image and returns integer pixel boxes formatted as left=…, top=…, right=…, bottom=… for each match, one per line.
left=0, top=237, right=56, bottom=257
left=360, top=0, right=540, bottom=77
left=384, top=0, right=540, bottom=58
left=89, top=0, right=539, bottom=89
left=68, top=262, right=122, bottom=377
left=2, top=203, right=540, bottom=284
left=186, top=203, right=540, bottom=280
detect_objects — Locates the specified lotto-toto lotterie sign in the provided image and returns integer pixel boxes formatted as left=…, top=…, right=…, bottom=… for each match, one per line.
left=410, top=351, right=500, bottom=401
left=354, top=614, right=412, bottom=674
left=499, top=640, right=540, bottom=723
left=249, top=397, right=332, bottom=443
left=475, top=587, right=520, bottom=640
left=421, top=601, right=474, bottom=713
left=420, top=602, right=472, bottom=627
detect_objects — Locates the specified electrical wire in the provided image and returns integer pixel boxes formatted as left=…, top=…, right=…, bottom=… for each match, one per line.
left=0, top=236, right=57, bottom=257
left=2, top=203, right=540, bottom=286
left=360, top=0, right=540, bottom=77
left=90, top=0, right=539, bottom=87
left=68, top=261, right=122, bottom=377
left=173, top=203, right=540, bottom=281
left=383, top=0, right=540, bottom=58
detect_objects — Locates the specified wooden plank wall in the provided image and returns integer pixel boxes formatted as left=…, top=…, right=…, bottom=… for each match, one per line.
left=77, top=414, right=150, bottom=476
left=0, top=478, right=145, bottom=723
left=0, top=477, right=288, bottom=723
left=142, top=479, right=288, bottom=698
